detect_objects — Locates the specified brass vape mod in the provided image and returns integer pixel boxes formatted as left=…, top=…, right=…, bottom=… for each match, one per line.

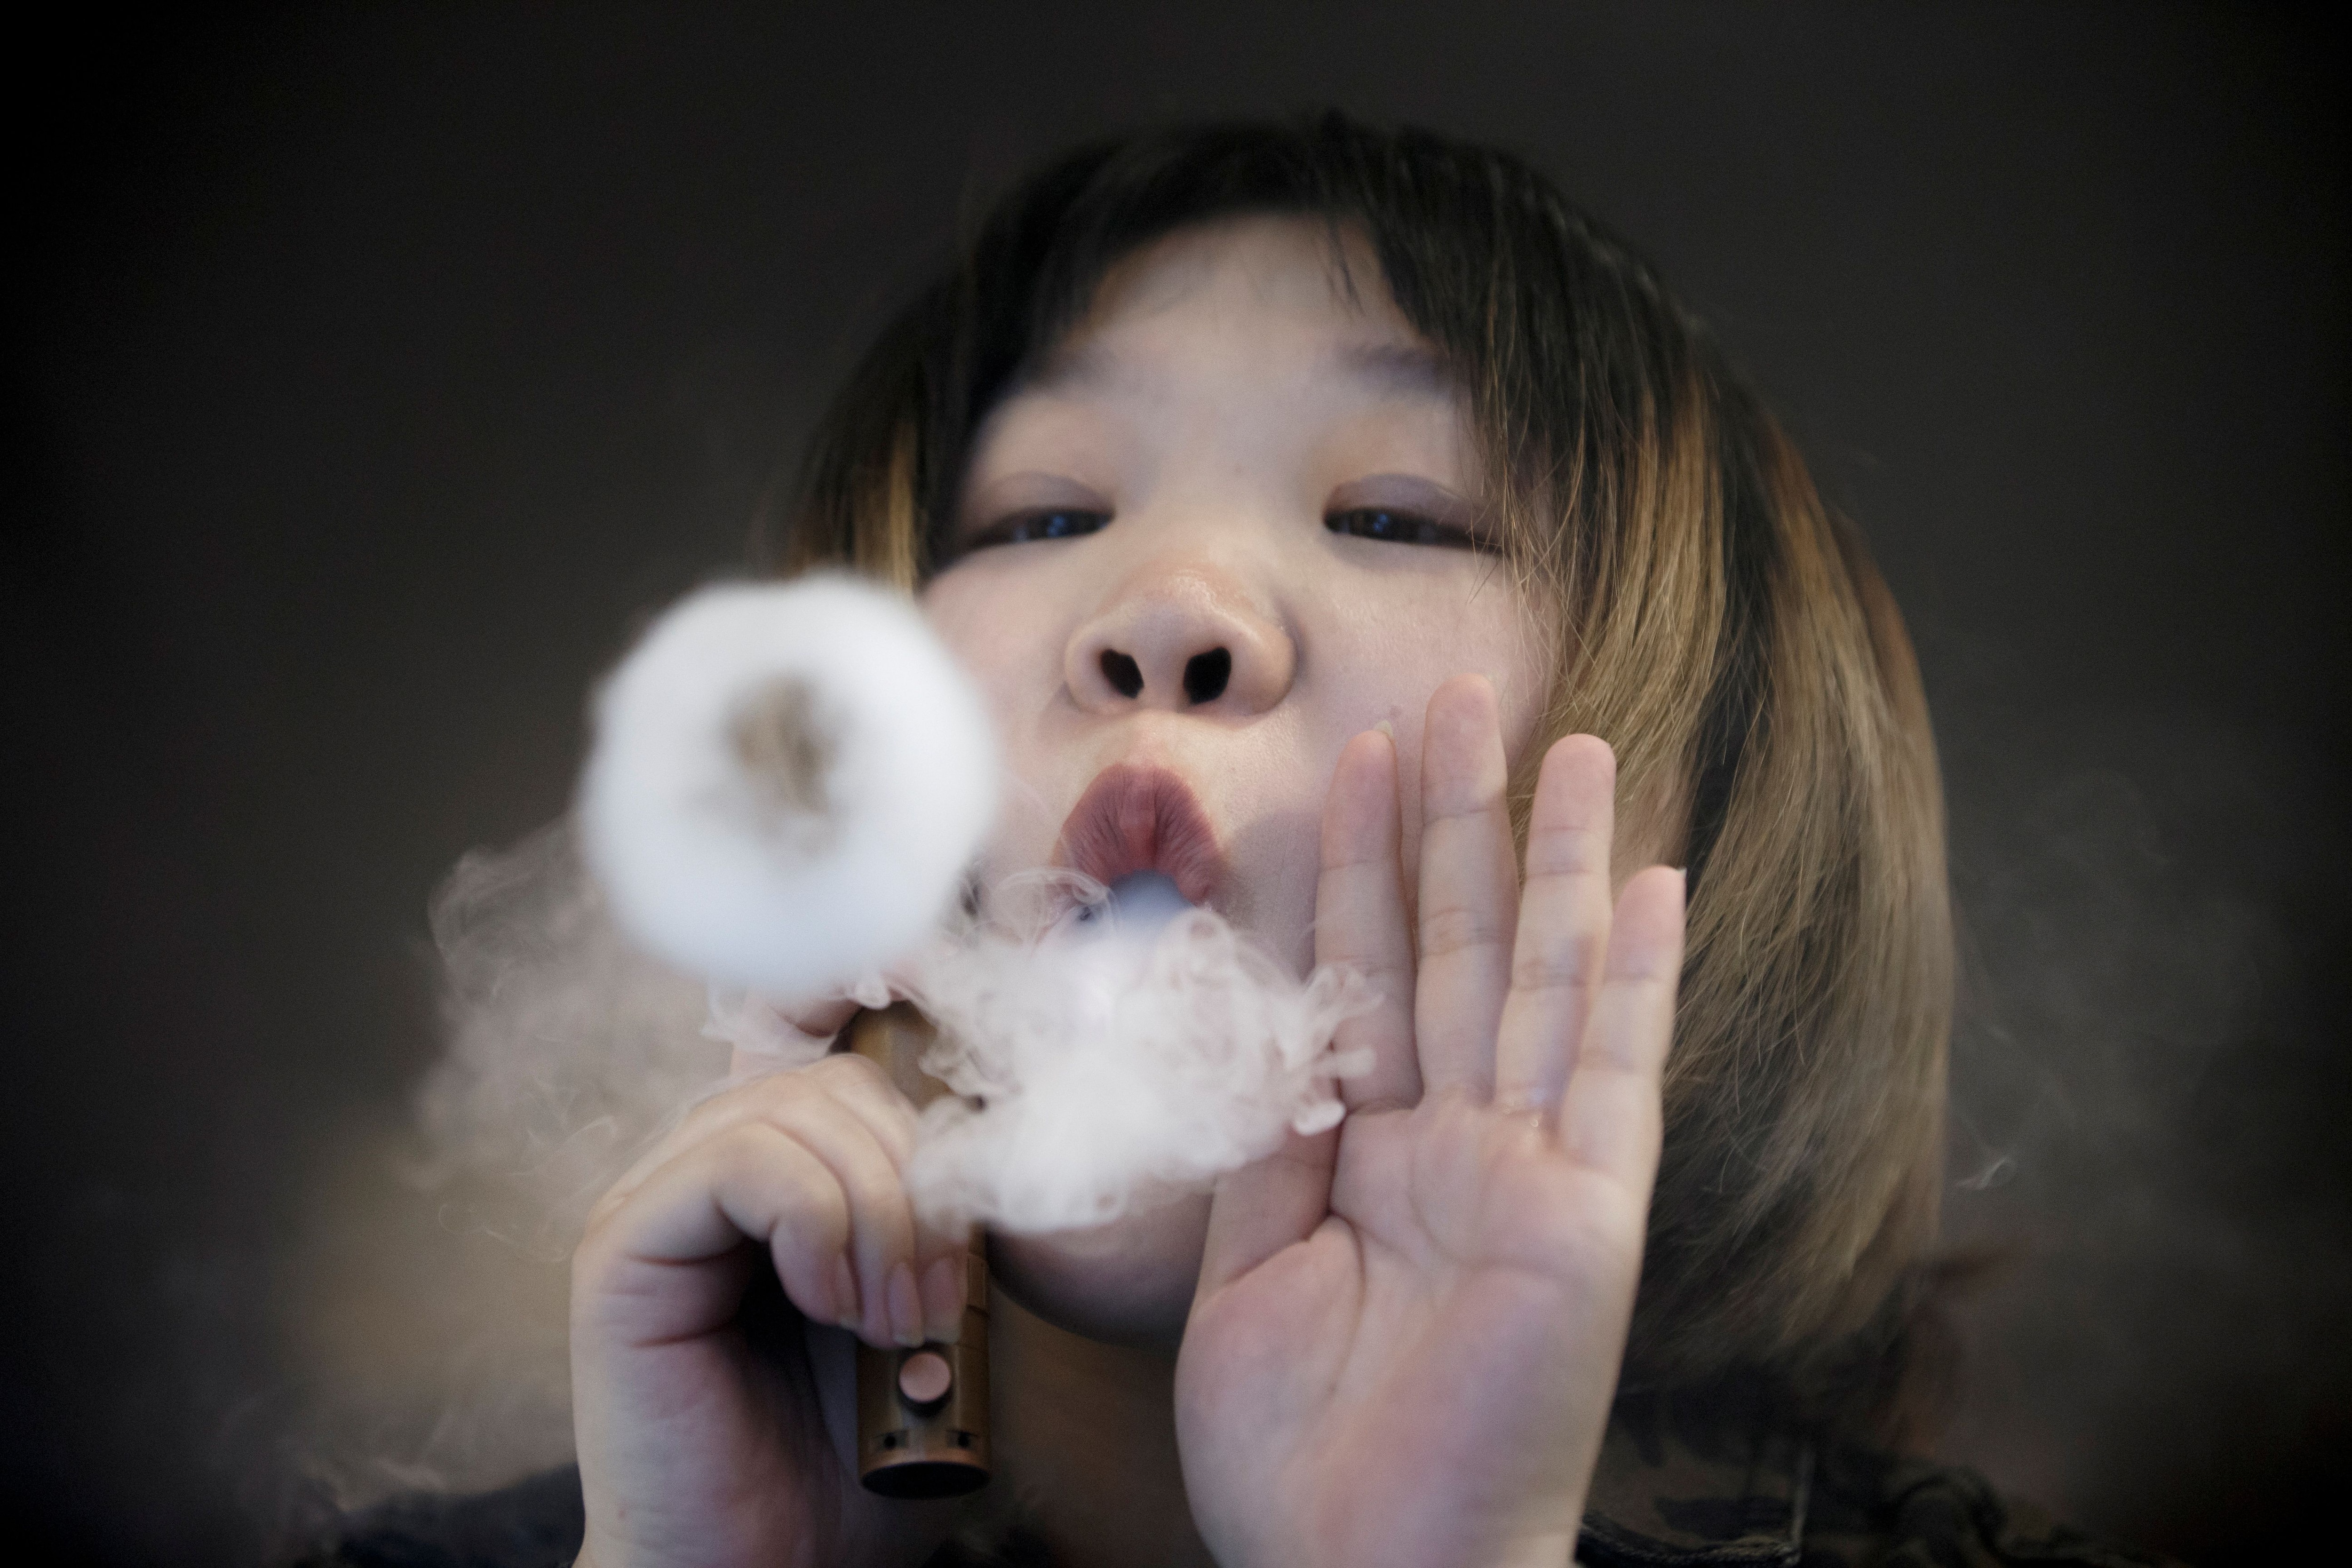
left=844, top=1003, right=991, bottom=1498
left=855, top=1250, right=991, bottom=1496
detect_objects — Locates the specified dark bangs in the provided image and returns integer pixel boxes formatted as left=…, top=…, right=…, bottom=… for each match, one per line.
left=779, top=110, right=1714, bottom=594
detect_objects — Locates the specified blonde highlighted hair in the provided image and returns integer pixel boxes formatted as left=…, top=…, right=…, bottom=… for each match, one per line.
left=767, top=113, right=1952, bottom=1432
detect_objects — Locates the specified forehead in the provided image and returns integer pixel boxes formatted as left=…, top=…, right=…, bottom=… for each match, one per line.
left=1015, top=216, right=1455, bottom=409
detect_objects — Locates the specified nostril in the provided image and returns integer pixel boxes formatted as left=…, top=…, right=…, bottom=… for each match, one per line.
left=1100, top=649, right=1144, bottom=699
left=1183, top=647, right=1232, bottom=705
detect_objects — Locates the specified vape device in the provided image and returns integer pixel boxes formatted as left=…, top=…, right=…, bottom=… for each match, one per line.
left=845, top=1003, right=992, bottom=1498
left=855, top=1249, right=991, bottom=1496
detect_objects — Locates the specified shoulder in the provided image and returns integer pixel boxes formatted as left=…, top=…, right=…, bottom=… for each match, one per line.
left=292, top=1465, right=586, bottom=1568
left=291, top=1436, right=2185, bottom=1568
left=1578, top=1401, right=2189, bottom=1568
left=293, top=1465, right=1057, bottom=1568
left=1801, top=1441, right=2187, bottom=1568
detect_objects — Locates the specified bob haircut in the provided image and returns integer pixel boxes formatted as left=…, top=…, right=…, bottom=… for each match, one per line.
left=765, top=112, right=1954, bottom=1433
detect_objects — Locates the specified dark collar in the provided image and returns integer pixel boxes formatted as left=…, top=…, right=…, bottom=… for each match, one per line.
left=1577, top=1400, right=1813, bottom=1568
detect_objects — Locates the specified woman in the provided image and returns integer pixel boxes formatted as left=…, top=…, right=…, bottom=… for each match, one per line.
left=326, top=113, right=2175, bottom=1568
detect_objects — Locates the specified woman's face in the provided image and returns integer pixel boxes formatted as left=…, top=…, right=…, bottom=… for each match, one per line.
left=922, top=215, right=1554, bottom=975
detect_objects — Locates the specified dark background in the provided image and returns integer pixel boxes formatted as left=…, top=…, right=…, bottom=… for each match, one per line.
left=6, top=4, right=2344, bottom=1564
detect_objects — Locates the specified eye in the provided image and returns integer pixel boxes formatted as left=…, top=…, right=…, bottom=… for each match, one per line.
left=1325, top=507, right=1481, bottom=550
left=967, top=508, right=1112, bottom=549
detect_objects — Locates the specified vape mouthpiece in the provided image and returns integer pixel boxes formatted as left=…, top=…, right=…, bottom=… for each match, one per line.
left=1093, top=870, right=1191, bottom=933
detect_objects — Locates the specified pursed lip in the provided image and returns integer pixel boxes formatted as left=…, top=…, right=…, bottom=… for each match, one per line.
left=1052, top=764, right=1227, bottom=907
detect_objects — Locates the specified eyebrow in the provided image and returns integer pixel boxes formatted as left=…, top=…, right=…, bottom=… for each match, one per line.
left=1019, top=339, right=1457, bottom=402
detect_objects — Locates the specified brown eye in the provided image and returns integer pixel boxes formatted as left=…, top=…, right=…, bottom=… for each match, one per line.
left=972, top=509, right=1112, bottom=548
left=1325, top=507, right=1478, bottom=550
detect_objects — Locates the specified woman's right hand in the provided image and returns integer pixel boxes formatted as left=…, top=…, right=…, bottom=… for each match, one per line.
left=570, top=1004, right=971, bottom=1568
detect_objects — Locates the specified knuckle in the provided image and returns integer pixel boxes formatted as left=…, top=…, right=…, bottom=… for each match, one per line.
left=1513, top=932, right=1604, bottom=993
left=818, top=1059, right=922, bottom=1137
left=849, top=1161, right=916, bottom=1226
left=799, top=1183, right=853, bottom=1248
left=684, top=1063, right=821, bottom=1130
left=1522, top=823, right=1605, bottom=878
left=581, top=1189, right=627, bottom=1240
left=573, top=1212, right=617, bottom=1270
left=667, top=1093, right=737, bottom=1143
left=711, top=1118, right=824, bottom=1195
left=747, top=1132, right=852, bottom=1236
left=1420, top=901, right=1502, bottom=957
left=808, top=1051, right=891, bottom=1097
left=573, top=1191, right=659, bottom=1279
left=744, top=1117, right=832, bottom=1173
left=1422, top=789, right=1503, bottom=826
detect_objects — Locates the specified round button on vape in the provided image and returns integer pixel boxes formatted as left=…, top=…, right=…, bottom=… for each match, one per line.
left=897, top=1350, right=953, bottom=1409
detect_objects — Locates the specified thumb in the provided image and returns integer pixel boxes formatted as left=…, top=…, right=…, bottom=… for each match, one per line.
left=1195, top=1123, right=1338, bottom=1299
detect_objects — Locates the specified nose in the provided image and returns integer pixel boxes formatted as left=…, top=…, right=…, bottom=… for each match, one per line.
left=1065, top=565, right=1295, bottom=716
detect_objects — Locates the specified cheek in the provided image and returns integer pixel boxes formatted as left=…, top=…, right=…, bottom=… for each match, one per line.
left=921, top=569, right=1076, bottom=867
left=922, top=568, right=1059, bottom=729
left=1310, top=573, right=1552, bottom=867
left=921, top=570, right=1014, bottom=684
left=1315, top=574, right=1552, bottom=748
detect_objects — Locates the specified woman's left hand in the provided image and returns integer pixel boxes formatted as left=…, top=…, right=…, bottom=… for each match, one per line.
left=1174, top=674, right=1686, bottom=1568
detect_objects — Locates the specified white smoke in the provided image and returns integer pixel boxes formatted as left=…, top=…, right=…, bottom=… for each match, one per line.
left=575, top=573, right=1375, bottom=1234
left=416, top=818, right=721, bottom=1255
left=579, top=573, right=998, bottom=998
left=901, top=870, right=1375, bottom=1233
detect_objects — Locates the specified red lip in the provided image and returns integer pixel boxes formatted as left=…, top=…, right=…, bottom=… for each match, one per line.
left=1053, top=764, right=1227, bottom=907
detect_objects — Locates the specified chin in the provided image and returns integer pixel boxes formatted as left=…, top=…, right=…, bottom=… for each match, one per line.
left=985, top=1191, right=1212, bottom=1352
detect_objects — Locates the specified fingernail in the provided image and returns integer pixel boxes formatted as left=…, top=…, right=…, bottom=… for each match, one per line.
left=831, top=1255, right=861, bottom=1330
left=920, top=1253, right=965, bottom=1345
left=887, top=1261, right=925, bottom=1347
left=1374, top=718, right=1396, bottom=740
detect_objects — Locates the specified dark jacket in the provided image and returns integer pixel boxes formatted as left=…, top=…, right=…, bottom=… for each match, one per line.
left=308, top=1411, right=2183, bottom=1568
left=1574, top=1394, right=2182, bottom=1568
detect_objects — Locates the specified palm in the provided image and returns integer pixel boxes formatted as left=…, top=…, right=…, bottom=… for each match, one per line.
left=1176, top=680, right=1685, bottom=1568
left=574, top=1234, right=909, bottom=1567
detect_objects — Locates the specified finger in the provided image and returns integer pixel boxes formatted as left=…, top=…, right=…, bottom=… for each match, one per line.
left=792, top=1058, right=963, bottom=1342
left=1195, top=1125, right=1338, bottom=1299
left=915, top=1228, right=972, bottom=1347
left=796, top=1058, right=964, bottom=1339
left=756, top=1093, right=929, bottom=1348
left=1494, top=734, right=1618, bottom=1114
left=604, top=1054, right=916, bottom=1215
left=803, top=1052, right=923, bottom=1170
left=905, top=1181, right=971, bottom=1345
left=589, top=1121, right=854, bottom=1335
left=1554, top=865, right=1685, bottom=1193
left=1413, top=674, right=1519, bottom=1099
left=1317, top=728, right=1420, bottom=1112
left=594, top=1061, right=929, bottom=1348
